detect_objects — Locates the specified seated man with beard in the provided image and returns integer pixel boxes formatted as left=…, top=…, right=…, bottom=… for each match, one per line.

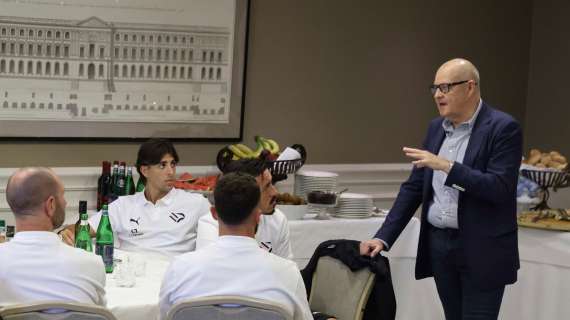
left=0, top=167, right=106, bottom=306
left=196, top=158, right=293, bottom=259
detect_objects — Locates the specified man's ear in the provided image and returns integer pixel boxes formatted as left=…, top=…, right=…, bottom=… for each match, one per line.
left=210, top=206, right=219, bottom=221
left=140, top=165, right=149, bottom=179
left=44, top=195, right=56, bottom=219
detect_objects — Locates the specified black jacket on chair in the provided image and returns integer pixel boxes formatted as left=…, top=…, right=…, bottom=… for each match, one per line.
left=301, top=239, right=396, bottom=320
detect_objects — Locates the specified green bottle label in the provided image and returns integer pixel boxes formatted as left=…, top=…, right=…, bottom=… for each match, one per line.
left=96, top=244, right=114, bottom=273
left=75, top=218, right=92, bottom=252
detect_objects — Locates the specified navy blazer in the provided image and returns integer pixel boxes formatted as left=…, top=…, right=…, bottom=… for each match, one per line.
left=375, top=102, right=522, bottom=290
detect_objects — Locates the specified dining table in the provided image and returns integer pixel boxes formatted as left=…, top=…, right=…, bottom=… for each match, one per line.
left=105, top=216, right=570, bottom=320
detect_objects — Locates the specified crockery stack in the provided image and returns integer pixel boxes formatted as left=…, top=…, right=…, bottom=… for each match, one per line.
left=333, top=193, right=374, bottom=218
left=294, top=170, right=338, bottom=198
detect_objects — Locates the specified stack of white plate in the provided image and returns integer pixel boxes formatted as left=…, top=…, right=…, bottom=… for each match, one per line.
left=333, top=193, right=373, bottom=218
left=294, top=170, right=338, bottom=198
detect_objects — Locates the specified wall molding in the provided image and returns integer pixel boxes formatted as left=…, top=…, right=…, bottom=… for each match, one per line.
left=0, top=163, right=411, bottom=225
left=3, top=163, right=569, bottom=227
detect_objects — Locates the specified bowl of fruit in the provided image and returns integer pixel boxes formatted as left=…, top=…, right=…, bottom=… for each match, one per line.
left=216, top=136, right=306, bottom=183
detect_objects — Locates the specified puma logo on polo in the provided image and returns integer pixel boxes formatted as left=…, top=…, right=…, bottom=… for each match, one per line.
left=130, top=217, right=141, bottom=225
left=169, top=212, right=185, bottom=223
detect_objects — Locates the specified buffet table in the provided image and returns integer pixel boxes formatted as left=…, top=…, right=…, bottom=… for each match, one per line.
left=104, top=217, right=570, bottom=320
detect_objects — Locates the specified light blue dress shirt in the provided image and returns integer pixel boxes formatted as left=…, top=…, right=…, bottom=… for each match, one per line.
left=427, top=99, right=482, bottom=229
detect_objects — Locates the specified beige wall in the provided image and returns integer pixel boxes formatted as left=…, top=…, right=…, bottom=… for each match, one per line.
left=0, top=0, right=533, bottom=167
left=525, top=0, right=570, bottom=157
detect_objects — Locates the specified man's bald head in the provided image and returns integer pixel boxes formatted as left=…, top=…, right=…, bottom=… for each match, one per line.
left=433, top=58, right=481, bottom=126
left=6, top=167, right=61, bottom=217
left=437, top=58, right=480, bottom=90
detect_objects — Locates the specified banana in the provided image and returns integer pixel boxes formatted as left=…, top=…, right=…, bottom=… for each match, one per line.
left=234, top=144, right=254, bottom=158
left=255, top=136, right=280, bottom=155
left=254, top=136, right=269, bottom=151
left=265, top=138, right=280, bottom=154
left=252, top=140, right=264, bottom=158
left=228, top=144, right=250, bottom=159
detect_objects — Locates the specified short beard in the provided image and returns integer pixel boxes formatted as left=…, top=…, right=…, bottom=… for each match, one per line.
left=263, top=207, right=276, bottom=215
left=52, top=205, right=65, bottom=229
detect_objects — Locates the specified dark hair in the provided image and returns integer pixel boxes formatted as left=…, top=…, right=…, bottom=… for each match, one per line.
left=136, top=138, right=179, bottom=185
left=221, top=157, right=270, bottom=178
left=214, top=172, right=260, bottom=225
left=6, top=168, right=59, bottom=216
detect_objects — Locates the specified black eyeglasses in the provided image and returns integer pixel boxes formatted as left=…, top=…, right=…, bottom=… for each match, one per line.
left=429, top=80, right=473, bottom=95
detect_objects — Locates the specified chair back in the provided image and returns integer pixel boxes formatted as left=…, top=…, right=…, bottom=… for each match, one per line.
left=166, top=295, right=293, bottom=320
left=309, top=256, right=376, bottom=320
left=0, top=301, right=117, bottom=320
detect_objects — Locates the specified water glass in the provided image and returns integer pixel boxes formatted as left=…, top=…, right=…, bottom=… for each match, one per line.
left=114, top=254, right=136, bottom=288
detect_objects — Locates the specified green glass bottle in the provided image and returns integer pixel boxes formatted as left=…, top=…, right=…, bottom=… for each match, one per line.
left=0, top=219, right=6, bottom=243
left=95, top=204, right=114, bottom=273
left=75, top=214, right=92, bottom=251
left=75, top=201, right=92, bottom=252
left=74, top=200, right=86, bottom=238
left=124, top=167, right=135, bottom=195
left=135, top=175, right=145, bottom=193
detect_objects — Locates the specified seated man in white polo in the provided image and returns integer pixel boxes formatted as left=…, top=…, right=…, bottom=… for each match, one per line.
left=60, top=139, right=210, bottom=257
left=159, top=172, right=312, bottom=320
left=196, top=157, right=293, bottom=259
left=0, top=167, right=106, bottom=306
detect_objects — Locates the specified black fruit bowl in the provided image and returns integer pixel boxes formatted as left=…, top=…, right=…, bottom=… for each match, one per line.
left=216, top=144, right=307, bottom=183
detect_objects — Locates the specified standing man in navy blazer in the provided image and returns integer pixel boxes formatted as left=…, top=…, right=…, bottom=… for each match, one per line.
left=361, top=58, right=522, bottom=320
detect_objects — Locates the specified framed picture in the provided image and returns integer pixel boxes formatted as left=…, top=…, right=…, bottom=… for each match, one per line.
left=0, top=0, right=249, bottom=141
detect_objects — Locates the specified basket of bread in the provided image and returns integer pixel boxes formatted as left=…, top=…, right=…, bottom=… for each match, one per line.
left=522, top=149, right=568, bottom=171
left=518, top=149, right=570, bottom=231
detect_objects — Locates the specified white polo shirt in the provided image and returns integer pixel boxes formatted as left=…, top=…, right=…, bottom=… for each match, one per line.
left=0, top=231, right=106, bottom=306
left=159, top=236, right=312, bottom=320
left=196, top=208, right=293, bottom=259
left=89, top=188, right=210, bottom=257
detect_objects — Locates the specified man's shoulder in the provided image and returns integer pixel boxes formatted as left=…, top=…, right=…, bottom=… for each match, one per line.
left=263, top=209, right=288, bottom=224
left=61, top=244, right=104, bottom=264
left=198, top=212, right=217, bottom=224
left=477, top=103, right=521, bottom=139
left=170, top=246, right=209, bottom=267
left=264, top=249, right=298, bottom=271
left=259, top=209, right=288, bottom=235
left=172, top=189, right=210, bottom=205
left=485, top=104, right=519, bottom=125
left=111, top=193, right=143, bottom=210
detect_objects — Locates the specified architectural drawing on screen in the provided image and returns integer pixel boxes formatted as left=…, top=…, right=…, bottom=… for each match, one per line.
left=0, top=15, right=231, bottom=123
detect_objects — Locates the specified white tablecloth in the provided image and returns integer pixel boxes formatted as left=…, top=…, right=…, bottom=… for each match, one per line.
left=105, top=218, right=570, bottom=320
left=105, top=252, right=170, bottom=320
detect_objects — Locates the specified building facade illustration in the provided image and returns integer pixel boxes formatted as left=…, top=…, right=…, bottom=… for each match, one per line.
left=0, top=15, right=231, bottom=123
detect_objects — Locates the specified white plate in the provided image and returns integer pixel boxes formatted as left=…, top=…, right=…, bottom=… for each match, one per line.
left=332, top=213, right=372, bottom=219
left=336, top=209, right=373, bottom=213
left=297, top=171, right=339, bottom=178
left=338, top=201, right=373, bottom=205
left=337, top=204, right=372, bottom=208
left=339, top=193, right=372, bottom=199
left=337, top=208, right=374, bottom=212
left=337, top=203, right=374, bottom=210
